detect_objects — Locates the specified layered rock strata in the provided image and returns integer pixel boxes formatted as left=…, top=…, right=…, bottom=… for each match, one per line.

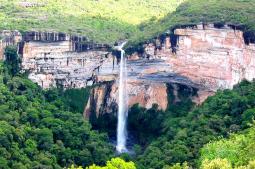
left=142, top=24, right=255, bottom=91
left=20, top=32, right=115, bottom=88
left=1, top=24, right=255, bottom=117
left=85, top=24, right=255, bottom=116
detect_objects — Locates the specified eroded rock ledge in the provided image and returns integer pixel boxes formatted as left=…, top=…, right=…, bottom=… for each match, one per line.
left=19, top=31, right=114, bottom=88
left=1, top=23, right=255, bottom=117
left=86, top=24, right=255, bottom=117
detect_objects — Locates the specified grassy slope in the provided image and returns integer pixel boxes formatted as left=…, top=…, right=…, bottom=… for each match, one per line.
left=0, top=0, right=255, bottom=45
left=129, top=0, right=255, bottom=47
left=0, top=0, right=184, bottom=44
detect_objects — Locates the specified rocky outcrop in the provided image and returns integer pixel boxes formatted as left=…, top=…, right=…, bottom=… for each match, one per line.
left=1, top=24, right=255, bottom=118
left=85, top=24, right=255, bottom=116
left=0, top=31, right=114, bottom=89
left=141, top=24, right=255, bottom=91
left=84, top=80, right=169, bottom=117
left=20, top=31, right=115, bottom=88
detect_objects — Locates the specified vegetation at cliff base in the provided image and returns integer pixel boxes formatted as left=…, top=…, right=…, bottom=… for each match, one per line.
left=126, top=81, right=255, bottom=169
left=69, top=158, right=136, bottom=169
left=89, top=81, right=255, bottom=168
left=0, top=47, right=114, bottom=168
left=1, top=0, right=255, bottom=168
left=200, top=126, right=255, bottom=167
left=0, top=0, right=255, bottom=45
left=188, top=126, right=255, bottom=169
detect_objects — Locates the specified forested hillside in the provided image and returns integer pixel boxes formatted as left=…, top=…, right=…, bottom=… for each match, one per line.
left=0, top=0, right=254, bottom=45
left=200, top=126, right=255, bottom=168
left=127, top=81, right=255, bottom=168
left=0, top=47, right=114, bottom=168
left=1, top=1, right=255, bottom=169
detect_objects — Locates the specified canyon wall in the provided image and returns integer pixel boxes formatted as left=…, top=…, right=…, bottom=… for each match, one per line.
left=85, top=24, right=255, bottom=117
left=20, top=32, right=116, bottom=88
left=1, top=24, right=255, bottom=118
left=141, top=24, right=255, bottom=91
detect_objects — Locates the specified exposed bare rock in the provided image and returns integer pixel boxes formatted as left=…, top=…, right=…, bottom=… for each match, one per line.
left=84, top=82, right=118, bottom=118
left=20, top=32, right=115, bottom=88
left=85, top=24, right=255, bottom=117
left=127, top=79, right=168, bottom=110
left=2, top=24, right=255, bottom=118
left=142, top=24, right=255, bottom=91
left=19, top=1, right=46, bottom=8
left=84, top=79, right=168, bottom=118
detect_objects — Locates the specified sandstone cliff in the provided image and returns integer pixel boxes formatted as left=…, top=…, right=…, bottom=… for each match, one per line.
left=20, top=31, right=115, bottom=88
left=1, top=24, right=255, bottom=118
left=141, top=24, right=255, bottom=91
left=85, top=24, right=255, bottom=117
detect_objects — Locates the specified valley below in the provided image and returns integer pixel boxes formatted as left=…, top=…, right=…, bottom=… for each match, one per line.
left=1, top=0, right=255, bottom=169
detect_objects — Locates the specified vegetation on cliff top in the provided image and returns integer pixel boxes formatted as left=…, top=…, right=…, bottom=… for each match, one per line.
left=0, top=0, right=184, bottom=44
left=0, top=0, right=255, bottom=45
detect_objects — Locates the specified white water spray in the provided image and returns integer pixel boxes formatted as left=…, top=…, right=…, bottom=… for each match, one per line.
left=115, top=42, right=128, bottom=153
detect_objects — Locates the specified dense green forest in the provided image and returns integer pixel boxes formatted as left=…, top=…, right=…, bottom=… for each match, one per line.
left=200, top=126, right=255, bottom=167
left=1, top=45, right=255, bottom=168
left=0, top=46, right=115, bottom=168
left=126, top=81, right=255, bottom=169
left=1, top=0, right=255, bottom=168
left=0, top=0, right=254, bottom=45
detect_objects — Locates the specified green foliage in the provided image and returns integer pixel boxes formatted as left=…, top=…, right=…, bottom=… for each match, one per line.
left=0, top=0, right=184, bottom=44
left=69, top=158, right=136, bottom=169
left=1, top=0, right=255, bottom=45
left=129, top=81, right=255, bottom=169
left=128, top=104, right=164, bottom=145
left=166, top=159, right=255, bottom=169
left=200, top=126, right=255, bottom=167
left=63, top=87, right=91, bottom=113
left=163, top=162, right=189, bottom=169
left=91, top=113, right=117, bottom=137
left=200, top=159, right=255, bottom=169
left=0, top=62, right=114, bottom=168
left=4, top=45, right=20, bottom=76
left=201, top=159, right=232, bottom=169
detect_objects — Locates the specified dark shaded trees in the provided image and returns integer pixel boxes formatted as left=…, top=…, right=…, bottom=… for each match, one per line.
left=0, top=62, right=114, bottom=168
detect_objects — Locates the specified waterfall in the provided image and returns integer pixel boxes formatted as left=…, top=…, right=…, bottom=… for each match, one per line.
left=116, top=42, right=128, bottom=153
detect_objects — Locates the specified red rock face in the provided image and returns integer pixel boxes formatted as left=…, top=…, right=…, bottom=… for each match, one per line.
left=2, top=26, right=255, bottom=117
left=85, top=24, right=255, bottom=117
left=127, top=80, right=168, bottom=110
left=84, top=80, right=168, bottom=117
left=144, top=24, right=255, bottom=91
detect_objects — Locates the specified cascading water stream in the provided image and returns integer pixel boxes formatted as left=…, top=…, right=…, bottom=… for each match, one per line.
left=115, top=42, right=128, bottom=153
